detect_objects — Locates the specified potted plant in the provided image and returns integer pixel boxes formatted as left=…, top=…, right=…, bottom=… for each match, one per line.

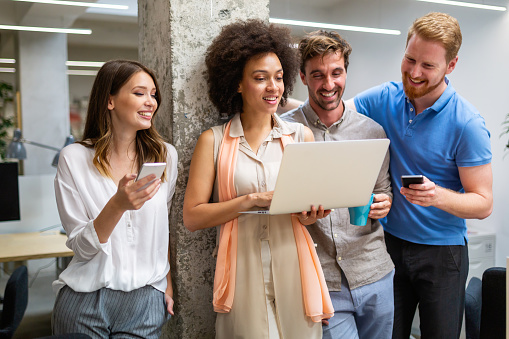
left=0, top=81, right=14, bottom=160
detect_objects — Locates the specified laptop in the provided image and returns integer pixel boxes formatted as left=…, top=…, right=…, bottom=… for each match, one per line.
left=241, top=139, right=390, bottom=215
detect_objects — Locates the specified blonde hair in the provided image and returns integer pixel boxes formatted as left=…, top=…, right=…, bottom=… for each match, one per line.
left=407, top=12, right=462, bottom=62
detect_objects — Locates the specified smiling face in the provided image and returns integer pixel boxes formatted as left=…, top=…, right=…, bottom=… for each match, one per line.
left=237, top=52, right=284, bottom=116
left=108, top=71, right=158, bottom=135
left=301, top=51, right=346, bottom=117
left=401, top=34, right=457, bottom=102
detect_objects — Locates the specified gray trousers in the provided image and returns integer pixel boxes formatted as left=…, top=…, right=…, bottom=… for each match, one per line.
left=52, top=285, right=170, bottom=339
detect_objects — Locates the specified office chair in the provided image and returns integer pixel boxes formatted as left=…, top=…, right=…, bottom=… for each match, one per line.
left=0, top=265, right=28, bottom=339
left=465, top=277, right=482, bottom=339
left=479, top=267, right=506, bottom=339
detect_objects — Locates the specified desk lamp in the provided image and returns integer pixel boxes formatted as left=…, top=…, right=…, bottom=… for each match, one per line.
left=6, top=128, right=75, bottom=166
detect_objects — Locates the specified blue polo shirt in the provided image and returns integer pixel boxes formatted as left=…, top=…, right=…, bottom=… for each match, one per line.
left=354, top=79, right=491, bottom=245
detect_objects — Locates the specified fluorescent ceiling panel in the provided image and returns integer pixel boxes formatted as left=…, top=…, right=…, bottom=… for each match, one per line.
left=13, top=0, right=128, bottom=10
left=66, top=61, right=104, bottom=67
left=0, top=25, right=91, bottom=34
left=416, top=0, right=506, bottom=11
left=269, top=18, right=401, bottom=35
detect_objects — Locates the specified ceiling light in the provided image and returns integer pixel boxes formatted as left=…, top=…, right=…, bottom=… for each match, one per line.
left=0, top=25, right=91, bottom=34
left=0, top=68, right=16, bottom=73
left=66, top=61, right=104, bottom=67
left=269, top=18, right=401, bottom=35
left=416, top=0, right=506, bottom=11
left=13, top=0, right=128, bottom=10
left=67, top=70, right=98, bottom=76
left=0, top=58, right=16, bottom=64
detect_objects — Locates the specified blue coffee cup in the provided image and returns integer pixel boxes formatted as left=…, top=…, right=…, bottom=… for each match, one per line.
left=348, top=193, right=375, bottom=226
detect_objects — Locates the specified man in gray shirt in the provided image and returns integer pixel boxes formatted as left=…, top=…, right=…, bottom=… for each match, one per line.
left=280, top=30, right=394, bottom=339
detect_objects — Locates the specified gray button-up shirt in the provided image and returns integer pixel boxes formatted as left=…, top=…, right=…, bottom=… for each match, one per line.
left=280, top=100, right=394, bottom=291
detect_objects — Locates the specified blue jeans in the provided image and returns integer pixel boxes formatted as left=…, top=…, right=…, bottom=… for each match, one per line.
left=323, top=269, right=395, bottom=339
left=384, top=231, right=468, bottom=339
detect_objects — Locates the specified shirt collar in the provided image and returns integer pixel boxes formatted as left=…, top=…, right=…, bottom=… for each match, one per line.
left=228, top=112, right=297, bottom=139
left=429, top=77, right=454, bottom=113
left=403, top=77, right=455, bottom=114
left=302, top=99, right=347, bottom=127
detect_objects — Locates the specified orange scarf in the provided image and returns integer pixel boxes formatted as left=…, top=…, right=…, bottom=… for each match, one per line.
left=213, top=120, right=334, bottom=322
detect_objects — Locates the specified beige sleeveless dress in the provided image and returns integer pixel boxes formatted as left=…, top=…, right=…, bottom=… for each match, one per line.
left=211, top=113, right=322, bottom=339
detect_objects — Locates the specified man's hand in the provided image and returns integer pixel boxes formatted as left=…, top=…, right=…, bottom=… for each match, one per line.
left=368, top=193, right=392, bottom=219
left=400, top=176, right=437, bottom=207
left=400, top=165, right=493, bottom=220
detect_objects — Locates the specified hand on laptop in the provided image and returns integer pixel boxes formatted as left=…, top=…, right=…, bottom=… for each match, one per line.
left=368, top=193, right=392, bottom=219
left=293, top=205, right=331, bottom=226
left=245, top=191, right=274, bottom=209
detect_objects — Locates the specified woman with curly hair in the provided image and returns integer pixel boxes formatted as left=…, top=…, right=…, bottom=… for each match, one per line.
left=183, top=20, right=333, bottom=338
left=52, top=60, right=177, bottom=338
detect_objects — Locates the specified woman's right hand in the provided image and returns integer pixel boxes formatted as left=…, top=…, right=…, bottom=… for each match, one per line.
left=93, top=173, right=161, bottom=243
left=245, top=191, right=274, bottom=209
left=112, top=173, right=161, bottom=212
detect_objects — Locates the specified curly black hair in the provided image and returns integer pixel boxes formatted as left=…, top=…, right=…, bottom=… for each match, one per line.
left=205, top=19, right=298, bottom=116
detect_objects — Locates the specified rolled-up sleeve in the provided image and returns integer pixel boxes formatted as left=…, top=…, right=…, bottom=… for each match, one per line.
left=54, top=147, right=110, bottom=261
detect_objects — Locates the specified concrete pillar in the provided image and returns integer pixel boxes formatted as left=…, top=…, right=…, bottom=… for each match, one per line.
left=138, top=1, right=269, bottom=338
left=17, top=31, right=69, bottom=175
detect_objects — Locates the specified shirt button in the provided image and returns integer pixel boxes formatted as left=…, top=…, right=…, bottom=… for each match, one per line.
left=409, top=120, right=412, bottom=123
left=261, top=181, right=266, bottom=187
left=325, top=130, right=330, bottom=134
left=410, top=108, right=414, bottom=112
left=337, top=257, right=342, bottom=261
left=263, top=225, right=267, bottom=230
left=334, top=233, right=338, bottom=238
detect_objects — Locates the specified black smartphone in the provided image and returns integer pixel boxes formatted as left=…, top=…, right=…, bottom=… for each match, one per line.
left=401, top=175, right=424, bottom=188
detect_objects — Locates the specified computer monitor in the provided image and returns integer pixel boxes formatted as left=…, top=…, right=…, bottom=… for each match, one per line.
left=0, top=162, right=21, bottom=221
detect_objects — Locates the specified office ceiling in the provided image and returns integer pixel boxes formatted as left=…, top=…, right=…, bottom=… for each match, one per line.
left=0, top=0, right=353, bottom=53
left=0, top=0, right=506, bottom=54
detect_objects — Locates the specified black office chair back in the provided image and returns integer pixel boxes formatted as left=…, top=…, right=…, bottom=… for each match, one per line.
left=480, top=267, right=506, bottom=339
left=0, top=265, right=29, bottom=339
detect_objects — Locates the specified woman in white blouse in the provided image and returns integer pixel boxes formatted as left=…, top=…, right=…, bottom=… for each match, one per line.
left=52, top=60, right=177, bottom=339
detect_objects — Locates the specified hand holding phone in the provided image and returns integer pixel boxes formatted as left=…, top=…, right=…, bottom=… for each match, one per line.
left=136, top=162, right=166, bottom=190
left=401, top=175, right=424, bottom=188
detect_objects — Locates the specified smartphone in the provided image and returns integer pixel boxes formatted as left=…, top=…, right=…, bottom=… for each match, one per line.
left=136, top=162, right=166, bottom=183
left=401, top=175, right=424, bottom=188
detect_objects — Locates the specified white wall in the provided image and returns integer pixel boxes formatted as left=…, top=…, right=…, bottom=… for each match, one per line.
left=271, top=0, right=509, bottom=266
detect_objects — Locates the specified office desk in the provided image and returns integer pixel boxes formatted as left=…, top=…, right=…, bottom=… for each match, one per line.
left=0, top=231, right=73, bottom=263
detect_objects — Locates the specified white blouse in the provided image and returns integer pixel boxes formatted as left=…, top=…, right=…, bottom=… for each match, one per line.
left=52, top=142, right=178, bottom=294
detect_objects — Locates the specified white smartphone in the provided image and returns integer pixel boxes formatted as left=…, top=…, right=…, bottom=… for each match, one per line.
left=136, top=162, right=166, bottom=183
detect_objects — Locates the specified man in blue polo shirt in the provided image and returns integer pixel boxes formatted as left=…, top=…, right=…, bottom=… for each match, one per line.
left=348, top=12, right=493, bottom=339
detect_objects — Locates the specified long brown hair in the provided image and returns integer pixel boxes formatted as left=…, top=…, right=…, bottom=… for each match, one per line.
left=79, top=59, right=168, bottom=181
